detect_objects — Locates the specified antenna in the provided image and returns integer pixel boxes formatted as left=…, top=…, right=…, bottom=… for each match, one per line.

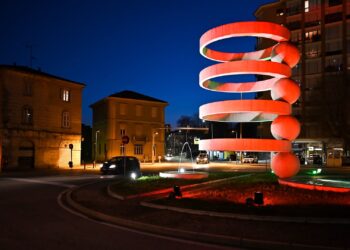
left=26, top=44, right=37, bottom=68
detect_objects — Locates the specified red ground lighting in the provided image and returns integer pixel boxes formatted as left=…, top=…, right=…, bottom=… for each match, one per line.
left=198, top=21, right=301, bottom=178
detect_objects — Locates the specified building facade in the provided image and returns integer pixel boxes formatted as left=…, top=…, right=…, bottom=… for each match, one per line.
left=255, top=0, right=350, bottom=166
left=90, top=90, right=168, bottom=163
left=0, top=65, right=85, bottom=169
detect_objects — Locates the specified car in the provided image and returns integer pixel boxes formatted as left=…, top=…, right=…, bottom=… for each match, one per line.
left=100, top=156, right=141, bottom=178
left=242, top=155, right=258, bottom=164
left=196, top=153, right=209, bottom=164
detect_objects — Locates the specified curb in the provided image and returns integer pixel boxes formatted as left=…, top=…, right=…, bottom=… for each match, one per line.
left=63, top=185, right=344, bottom=250
left=140, top=201, right=350, bottom=225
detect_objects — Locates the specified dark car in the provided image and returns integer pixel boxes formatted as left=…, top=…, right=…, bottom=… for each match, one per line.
left=196, top=153, right=209, bottom=164
left=100, top=156, right=141, bottom=178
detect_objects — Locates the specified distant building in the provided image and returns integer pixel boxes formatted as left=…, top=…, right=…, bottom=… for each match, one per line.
left=90, top=90, right=168, bottom=162
left=255, top=0, right=350, bottom=166
left=0, top=65, right=85, bottom=169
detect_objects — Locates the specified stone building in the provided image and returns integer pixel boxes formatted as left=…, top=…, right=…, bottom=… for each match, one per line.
left=90, top=90, right=168, bottom=163
left=255, top=0, right=350, bottom=165
left=0, top=65, right=85, bottom=169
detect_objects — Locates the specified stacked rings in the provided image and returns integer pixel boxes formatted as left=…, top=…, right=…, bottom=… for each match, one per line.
left=198, top=21, right=301, bottom=178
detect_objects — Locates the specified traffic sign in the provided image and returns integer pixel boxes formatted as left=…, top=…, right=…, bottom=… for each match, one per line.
left=122, top=135, right=129, bottom=144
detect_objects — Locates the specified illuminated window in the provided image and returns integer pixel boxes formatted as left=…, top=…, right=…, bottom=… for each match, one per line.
left=22, top=106, right=33, bottom=125
left=120, top=145, right=125, bottom=155
left=305, top=0, right=309, bottom=12
left=62, top=111, right=70, bottom=128
left=134, top=144, right=143, bottom=155
left=62, top=89, right=70, bottom=102
left=151, top=107, right=158, bottom=118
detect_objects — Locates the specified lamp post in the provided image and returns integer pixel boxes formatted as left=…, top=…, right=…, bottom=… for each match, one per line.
left=152, top=131, right=159, bottom=164
left=231, top=130, right=237, bottom=138
left=94, top=130, right=100, bottom=168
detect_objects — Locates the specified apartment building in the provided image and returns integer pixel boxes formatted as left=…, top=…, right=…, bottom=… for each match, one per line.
left=255, top=0, right=350, bottom=166
left=90, top=90, right=168, bottom=163
left=0, top=65, right=85, bottom=169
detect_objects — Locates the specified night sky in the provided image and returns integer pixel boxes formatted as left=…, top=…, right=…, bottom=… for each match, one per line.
left=1, top=0, right=273, bottom=127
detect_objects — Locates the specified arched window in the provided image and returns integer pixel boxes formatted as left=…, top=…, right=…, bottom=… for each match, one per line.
left=62, top=111, right=70, bottom=128
left=22, top=106, right=33, bottom=125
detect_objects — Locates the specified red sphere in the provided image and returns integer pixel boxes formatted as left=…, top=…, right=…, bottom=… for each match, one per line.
left=271, top=115, right=300, bottom=141
left=271, top=78, right=300, bottom=104
left=271, top=42, right=300, bottom=68
left=271, top=152, right=300, bottom=178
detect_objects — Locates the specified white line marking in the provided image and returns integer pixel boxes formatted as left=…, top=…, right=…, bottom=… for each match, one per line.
left=8, top=178, right=76, bottom=188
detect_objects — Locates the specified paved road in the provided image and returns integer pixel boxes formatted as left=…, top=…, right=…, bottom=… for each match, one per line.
left=0, top=173, right=239, bottom=250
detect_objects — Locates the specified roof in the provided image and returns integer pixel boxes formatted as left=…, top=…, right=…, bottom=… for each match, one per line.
left=255, top=1, right=282, bottom=17
left=0, top=65, right=85, bottom=86
left=109, top=90, right=168, bottom=104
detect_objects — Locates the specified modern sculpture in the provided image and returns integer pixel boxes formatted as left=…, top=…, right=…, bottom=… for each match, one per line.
left=199, top=21, right=301, bottom=179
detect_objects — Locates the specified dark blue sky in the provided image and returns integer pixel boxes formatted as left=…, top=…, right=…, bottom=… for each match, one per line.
left=0, top=0, right=273, bottom=127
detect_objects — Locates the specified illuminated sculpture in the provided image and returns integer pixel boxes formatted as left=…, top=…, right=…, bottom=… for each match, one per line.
left=199, top=21, right=301, bottom=178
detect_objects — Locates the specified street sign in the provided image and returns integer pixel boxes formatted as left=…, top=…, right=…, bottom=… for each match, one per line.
left=122, top=135, right=129, bottom=144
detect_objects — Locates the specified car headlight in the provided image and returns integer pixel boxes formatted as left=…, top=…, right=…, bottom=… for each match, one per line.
left=130, top=172, right=137, bottom=180
left=109, top=164, right=116, bottom=169
left=204, top=157, right=208, bottom=161
left=196, top=157, right=199, bottom=160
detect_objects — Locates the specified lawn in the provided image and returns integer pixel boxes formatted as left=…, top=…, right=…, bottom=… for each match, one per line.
left=152, top=172, right=350, bottom=218
left=108, top=172, right=246, bottom=196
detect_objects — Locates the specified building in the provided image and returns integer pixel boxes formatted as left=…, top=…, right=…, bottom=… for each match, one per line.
left=0, top=65, right=85, bottom=169
left=90, top=90, right=168, bottom=163
left=255, top=0, right=350, bottom=166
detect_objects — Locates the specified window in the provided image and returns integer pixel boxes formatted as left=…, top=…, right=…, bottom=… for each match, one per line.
left=304, top=28, right=321, bottom=42
left=304, top=0, right=309, bottom=12
left=305, top=59, right=321, bottom=74
left=62, top=111, right=70, bottom=128
left=151, top=107, right=158, bottom=118
left=136, top=105, right=142, bottom=117
left=22, top=106, right=33, bottom=125
left=134, top=144, right=143, bottom=155
left=305, top=43, right=321, bottom=58
left=120, top=128, right=126, bottom=136
left=120, top=145, right=125, bottom=155
left=325, top=24, right=342, bottom=39
left=325, top=55, right=343, bottom=72
left=62, top=89, right=70, bottom=102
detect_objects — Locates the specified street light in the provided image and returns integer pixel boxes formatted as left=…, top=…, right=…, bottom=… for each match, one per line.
left=94, top=130, right=100, bottom=168
left=231, top=130, right=238, bottom=138
left=152, top=131, right=159, bottom=164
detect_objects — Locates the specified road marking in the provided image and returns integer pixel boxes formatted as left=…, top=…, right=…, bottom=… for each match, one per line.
left=8, top=178, right=77, bottom=188
left=57, top=190, right=236, bottom=250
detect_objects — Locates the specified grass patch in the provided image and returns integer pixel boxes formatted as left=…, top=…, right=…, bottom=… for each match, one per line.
left=152, top=172, right=350, bottom=218
left=109, top=172, right=245, bottom=196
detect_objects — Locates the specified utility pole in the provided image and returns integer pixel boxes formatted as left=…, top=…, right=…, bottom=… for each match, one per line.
left=94, top=130, right=100, bottom=168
